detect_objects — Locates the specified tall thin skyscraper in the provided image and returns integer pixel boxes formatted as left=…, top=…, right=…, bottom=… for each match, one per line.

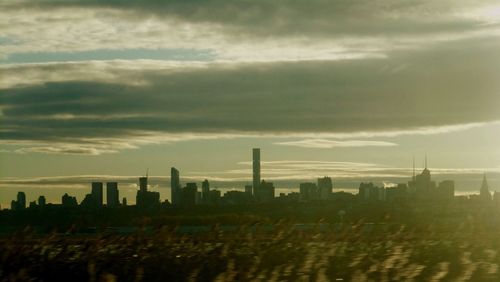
left=106, top=182, right=119, bottom=207
left=91, top=182, right=103, bottom=206
left=139, top=177, right=148, bottom=192
left=202, top=179, right=210, bottom=202
left=253, top=148, right=261, bottom=196
left=171, top=167, right=180, bottom=205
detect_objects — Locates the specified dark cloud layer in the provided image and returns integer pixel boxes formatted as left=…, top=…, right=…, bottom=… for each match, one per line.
left=26, top=0, right=495, bottom=38
left=1, top=37, right=499, bottom=153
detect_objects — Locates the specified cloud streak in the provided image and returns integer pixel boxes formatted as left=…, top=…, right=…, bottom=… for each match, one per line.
left=274, top=139, right=398, bottom=149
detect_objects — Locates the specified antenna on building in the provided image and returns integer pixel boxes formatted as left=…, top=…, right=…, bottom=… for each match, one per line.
left=146, top=168, right=149, bottom=178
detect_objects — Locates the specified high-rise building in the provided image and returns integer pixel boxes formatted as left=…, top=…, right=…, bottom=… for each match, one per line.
left=171, top=167, right=181, bottom=205
left=38, top=195, right=46, bottom=207
left=62, top=193, right=78, bottom=207
left=16, top=192, right=26, bottom=209
left=358, top=182, right=381, bottom=201
left=136, top=176, right=160, bottom=208
left=299, top=182, right=317, bottom=202
left=413, top=161, right=436, bottom=201
left=256, top=180, right=274, bottom=202
left=91, top=182, right=103, bottom=206
left=480, top=174, right=491, bottom=201
left=181, top=182, right=198, bottom=207
left=139, top=177, right=148, bottom=192
left=437, top=180, right=454, bottom=201
left=106, top=182, right=120, bottom=207
left=253, top=148, right=261, bottom=196
left=317, top=176, right=333, bottom=200
left=202, top=179, right=210, bottom=203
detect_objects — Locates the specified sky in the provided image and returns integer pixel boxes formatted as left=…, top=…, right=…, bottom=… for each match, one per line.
left=1, top=0, right=500, bottom=207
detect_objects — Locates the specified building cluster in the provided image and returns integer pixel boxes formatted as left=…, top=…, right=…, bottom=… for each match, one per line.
left=299, top=177, right=333, bottom=201
left=79, top=181, right=124, bottom=208
left=169, top=148, right=275, bottom=207
left=356, top=159, right=499, bottom=205
left=8, top=149, right=499, bottom=210
left=357, top=161, right=455, bottom=203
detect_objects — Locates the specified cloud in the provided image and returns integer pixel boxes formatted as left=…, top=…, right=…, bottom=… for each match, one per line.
left=1, top=37, right=500, bottom=154
left=1, top=1, right=500, bottom=64
left=1, top=1, right=500, bottom=154
left=274, top=139, right=398, bottom=149
left=1, top=37, right=499, bottom=154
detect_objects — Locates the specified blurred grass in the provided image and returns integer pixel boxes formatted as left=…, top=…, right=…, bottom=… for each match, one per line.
left=1, top=221, right=500, bottom=281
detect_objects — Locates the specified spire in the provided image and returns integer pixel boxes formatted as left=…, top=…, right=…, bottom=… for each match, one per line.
left=480, top=173, right=491, bottom=201
left=425, top=153, right=427, bottom=169
left=481, top=173, right=489, bottom=190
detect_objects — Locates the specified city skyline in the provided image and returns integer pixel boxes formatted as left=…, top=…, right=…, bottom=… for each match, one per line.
left=2, top=147, right=497, bottom=208
left=1, top=1, right=500, bottom=207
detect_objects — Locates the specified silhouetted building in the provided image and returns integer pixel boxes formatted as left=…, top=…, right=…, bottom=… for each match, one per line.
left=139, top=177, right=148, bottom=192
left=437, top=180, right=454, bottom=202
left=317, top=176, right=333, bottom=200
left=493, top=191, right=500, bottom=206
left=38, top=195, right=46, bottom=207
left=480, top=174, right=492, bottom=201
left=358, top=182, right=382, bottom=201
left=202, top=179, right=210, bottom=203
left=253, top=148, right=261, bottom=196
left=385, top=184, right=408, bottom=202
left=299, top=182, right=317, bottom=201
left=62, top=193, right=78, bottom=207
left=122, top=197, right=127, bottom=206
left=80, top=194, right=96, bottom=208
left=91, top=182, right=103, bottom=206
left=256, top=180, right=274, bottom=202
left=136, top=176, right=160, bottom=208
left=181, top=182, right=198, bottom=207
left=106, top=182, right=120, bottom=207
left=207, top=190, right=221, bottom=205
left=10, top=192, right=28, bottom=210
left=223, top=190, right=252, bottom=205
left=16, top=192, right=26, bottom=210
left=171, top=167, right=181, bottom=206
left=413, top=159, right=436, bottom=201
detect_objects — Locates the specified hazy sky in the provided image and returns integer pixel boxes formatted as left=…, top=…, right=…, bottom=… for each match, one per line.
left=1, top=0, right=500, bottom=206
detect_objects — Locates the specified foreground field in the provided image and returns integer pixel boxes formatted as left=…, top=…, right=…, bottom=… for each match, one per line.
left=1, top=223, right=499, bottom=281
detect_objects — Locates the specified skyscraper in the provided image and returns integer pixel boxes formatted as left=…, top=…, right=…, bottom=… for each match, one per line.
left=181, top=182, right=198, bottom=207
left=317, top=176, right=333, bottom=200
left=136, top=176, right=160, bottom=208
left=16, top=192, right=26, bottom=210
left=106, top=182, right=119, bottom=207
left=139, top=177, right=148, bottom=192
left=91, top=182, right=103, bottom=206
left=253, top=148, right=261, bottom=196
left=202, top=179, right=210, bottom=203
left=480, top=174, right=491, bottom=201
left=38, top=195, right=46, bottom=207
left=171, top=167, right=181, bottom=205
